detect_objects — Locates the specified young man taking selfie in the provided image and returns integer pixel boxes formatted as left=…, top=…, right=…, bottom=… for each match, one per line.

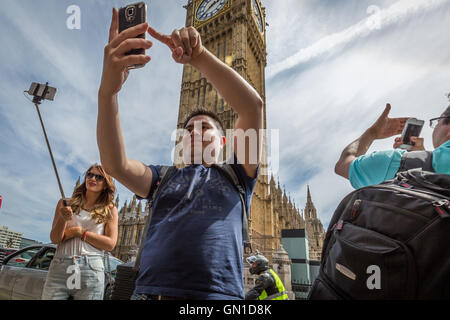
left=97, top=8, right=263, bottom=300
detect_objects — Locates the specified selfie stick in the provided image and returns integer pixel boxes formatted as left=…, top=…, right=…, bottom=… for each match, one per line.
left=25, top=82, right=68, bottom=207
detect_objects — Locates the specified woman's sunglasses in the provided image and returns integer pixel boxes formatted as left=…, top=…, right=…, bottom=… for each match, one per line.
left=86, top=171, right=105, bottom=182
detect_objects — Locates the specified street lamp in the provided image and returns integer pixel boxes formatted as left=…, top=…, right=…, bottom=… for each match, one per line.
left=25, top=82, right=68, bottom=206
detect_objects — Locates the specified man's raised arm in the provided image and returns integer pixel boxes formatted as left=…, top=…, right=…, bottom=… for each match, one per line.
left=97, top=8, right=154, bottom=198
left=148, top=26, right=263, bottom=178
left=335, top=104, right=408, bottom=179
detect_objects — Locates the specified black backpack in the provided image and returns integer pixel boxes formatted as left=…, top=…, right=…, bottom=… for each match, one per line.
left=308, top=168, right=450, bottom=300
left=111, top=164, right=251, bottom=300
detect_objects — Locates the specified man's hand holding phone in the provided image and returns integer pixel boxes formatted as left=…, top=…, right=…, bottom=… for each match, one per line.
left=99, top=8, right=153, bottom=97
left=393, top=136, right=425, bottom=151
left=398, top=118, right=425, bottom=151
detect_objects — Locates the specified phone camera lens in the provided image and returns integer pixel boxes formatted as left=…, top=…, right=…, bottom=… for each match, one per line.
left=125, top=6, right=136, bottom=21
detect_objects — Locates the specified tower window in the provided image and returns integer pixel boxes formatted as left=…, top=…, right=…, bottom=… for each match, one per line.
left=217, top=42, right=221, bottom=59
left=214, top=90, right=218, bottom=113
left=223, top=40, right=226, bottom=62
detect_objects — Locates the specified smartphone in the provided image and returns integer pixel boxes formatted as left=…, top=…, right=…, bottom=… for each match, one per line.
left=400, top=118, right=424, bottom=150
left=118, top=2, right=147, bottom=69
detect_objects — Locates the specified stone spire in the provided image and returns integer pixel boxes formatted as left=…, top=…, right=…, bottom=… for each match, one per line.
left=303, top=185, right=325, bottom=260
left=145, top=200, right=150, bottom=215
left=283, top=186, right=287, bottom=202
left=137, top=201, right=142, bottom=218
left=131, top=195, right=137, bottom=208
left=122, top=200, right=128, bottom=220
left=306, top=185, right=312, bottom=204
left=269, top=174, right=276, bottom=196
left=75, top=176, right=81, bottom=189
left=115, top=195, right=119, bottom=209
left=304, top=185, right=317, bottom=219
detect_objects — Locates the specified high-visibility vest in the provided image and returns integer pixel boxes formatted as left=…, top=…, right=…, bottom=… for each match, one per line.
left=258, top=269, right=288, bottom=300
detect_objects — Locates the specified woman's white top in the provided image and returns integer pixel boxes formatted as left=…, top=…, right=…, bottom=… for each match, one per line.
left=55, top=209, right=105, bottom=258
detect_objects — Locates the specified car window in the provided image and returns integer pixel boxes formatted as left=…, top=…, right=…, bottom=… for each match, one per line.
left=29, top=248, right=55, bottom=271
left=5, top=248, right=41, bottom=267
left=0, top=248, right=18, bottom=264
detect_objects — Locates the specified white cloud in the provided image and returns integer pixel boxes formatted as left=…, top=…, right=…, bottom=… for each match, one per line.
left=0, top=1, right=186, bottom=240
left=264, top=0, right=450, bottom=226
left=267, top=0, right=450, bottom=79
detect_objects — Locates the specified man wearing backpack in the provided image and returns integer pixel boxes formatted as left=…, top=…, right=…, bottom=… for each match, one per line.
left=335, top=104, right=450, bottom=187
left=97, top=10, right=262, bottom=300
left=309, top=104, right=450, bottom=300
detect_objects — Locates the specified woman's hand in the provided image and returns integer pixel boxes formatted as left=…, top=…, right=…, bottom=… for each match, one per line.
left=63, top=227, right=84, bottom=241
left=59, top=205, right=73, bottom=222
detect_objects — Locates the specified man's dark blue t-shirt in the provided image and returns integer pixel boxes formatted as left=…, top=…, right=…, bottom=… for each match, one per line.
left=135, top=160, right=258, bottom=299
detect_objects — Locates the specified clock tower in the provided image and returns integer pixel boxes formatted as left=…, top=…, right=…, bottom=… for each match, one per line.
left=178, top=0, right=266, bottom=124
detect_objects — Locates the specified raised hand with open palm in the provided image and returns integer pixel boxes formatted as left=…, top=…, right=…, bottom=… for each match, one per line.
left=368, top=104, right=409, bottom=139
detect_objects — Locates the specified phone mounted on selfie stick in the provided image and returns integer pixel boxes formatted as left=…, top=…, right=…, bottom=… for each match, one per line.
left=25, top=82, right=68, bottom=207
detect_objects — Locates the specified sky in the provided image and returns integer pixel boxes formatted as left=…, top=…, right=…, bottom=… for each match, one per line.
left=0, top=0, right=449, bottom=243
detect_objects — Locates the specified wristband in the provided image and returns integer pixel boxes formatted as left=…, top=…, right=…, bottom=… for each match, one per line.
left=81, top=231, right=87, bottom=242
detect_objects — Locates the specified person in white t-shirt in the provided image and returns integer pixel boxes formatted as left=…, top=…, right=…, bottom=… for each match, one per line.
left=42, top=164, right=118, bottom=300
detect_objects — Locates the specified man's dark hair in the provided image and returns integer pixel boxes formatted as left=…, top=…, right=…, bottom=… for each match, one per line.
left=183, top=108, right=225, bottom=136
left=443, top=105, right=450, bottom=125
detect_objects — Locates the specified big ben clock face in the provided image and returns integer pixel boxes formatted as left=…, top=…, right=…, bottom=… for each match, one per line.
left=196, top=0, right=227, bottom=21
left=252, top=0, right=264, bottom=33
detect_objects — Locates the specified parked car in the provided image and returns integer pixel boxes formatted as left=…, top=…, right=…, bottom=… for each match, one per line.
left=0, top=244, right=122, bottom=300
left=0, top=248, right=19, bottom=264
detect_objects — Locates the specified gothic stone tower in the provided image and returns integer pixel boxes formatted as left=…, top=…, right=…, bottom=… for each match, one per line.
left=304, top=186, right=325, bottom=261
left=111, top=195, right=148, bottom=262
left=178, top=0, right=279, bottom=258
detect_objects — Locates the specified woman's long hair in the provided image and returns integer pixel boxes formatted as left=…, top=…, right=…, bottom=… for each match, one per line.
left=70, top=164, right=116, bottom=224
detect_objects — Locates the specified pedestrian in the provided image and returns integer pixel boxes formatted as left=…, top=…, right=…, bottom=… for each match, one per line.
left=335, top=104, right=450, bottom=188
left=245, top=251, right=288, bottom=300
left=97, top=8, right=263, bottom=299
left=41, top=164, right=118, bottom=300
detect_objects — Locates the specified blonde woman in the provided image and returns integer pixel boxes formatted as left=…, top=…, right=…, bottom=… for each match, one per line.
left=42, top=164, right=118, bottom=300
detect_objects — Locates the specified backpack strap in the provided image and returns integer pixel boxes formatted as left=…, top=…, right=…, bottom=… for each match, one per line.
left=133, top=166, right=176, bottom=272
left=398, top=151, right=434, bottom=173
left=212, top=163, right=252, bottom=252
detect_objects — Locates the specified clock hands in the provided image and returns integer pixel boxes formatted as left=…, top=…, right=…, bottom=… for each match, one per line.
left=199, top=0, right=221, bottom=20
left=252, top=0, right=263, bottom=32
left=204, top=0, right=219, bottom=13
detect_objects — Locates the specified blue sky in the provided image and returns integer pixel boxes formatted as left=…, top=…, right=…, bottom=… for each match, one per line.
left=1, top=0, right=450, bottom=243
